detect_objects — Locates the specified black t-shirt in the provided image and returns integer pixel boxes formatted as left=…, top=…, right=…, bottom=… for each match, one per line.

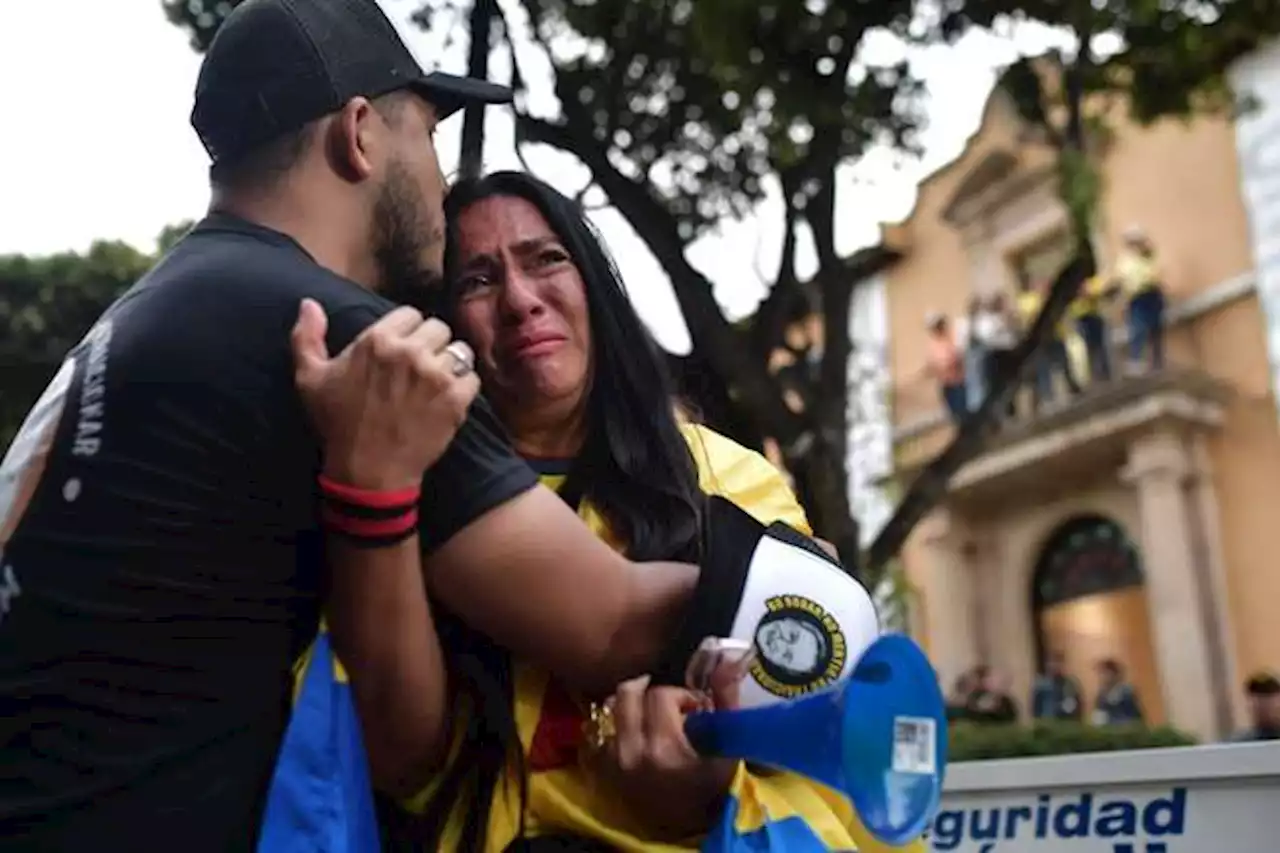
left=0, top=214, right=537, bottom=851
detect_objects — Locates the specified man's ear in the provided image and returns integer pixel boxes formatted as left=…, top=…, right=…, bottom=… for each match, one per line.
left=324, top=97, right=379, bottom=184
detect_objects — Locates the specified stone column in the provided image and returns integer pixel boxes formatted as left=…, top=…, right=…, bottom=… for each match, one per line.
left=916, top=509, right=980, bottom=689
left=1121, top=430, right=1219, bottom=740
left=1187, top=437, right=1240, bottom=733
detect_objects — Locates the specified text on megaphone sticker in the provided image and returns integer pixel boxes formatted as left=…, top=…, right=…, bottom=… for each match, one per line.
left=893, top=716, right=938, bottom=775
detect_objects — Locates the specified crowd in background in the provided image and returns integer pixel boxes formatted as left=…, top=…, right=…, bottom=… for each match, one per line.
left=943, top=654, right=1144, bottom=728
left=923, top=226, right=1167, bottom=425
left=943, top=652, right=1280, bottom=743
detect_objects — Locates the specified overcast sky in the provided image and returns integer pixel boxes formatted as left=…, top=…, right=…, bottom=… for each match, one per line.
left=0, top=0, right=1069, bottom=353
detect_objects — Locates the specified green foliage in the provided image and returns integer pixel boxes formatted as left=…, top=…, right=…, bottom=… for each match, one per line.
left=949, top=721, right=1197, bottom=763
left=873, top=559, right=917, bottom=633
left=1058, top=146, right=1102, bottom=241
left=162, top=0, right=234, bottom=52
left=0, top=240, right=156, bottom=446
left=534, top=0, right=923, bottom=237
left=157, top=220, right=196, bottom=255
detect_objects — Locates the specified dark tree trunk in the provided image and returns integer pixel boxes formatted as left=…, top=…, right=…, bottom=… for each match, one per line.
left=459, top=0, right=495, bottom=180
left=798, top=175, right=860, bottom=571
left=665, top=351, right=765, bottom=453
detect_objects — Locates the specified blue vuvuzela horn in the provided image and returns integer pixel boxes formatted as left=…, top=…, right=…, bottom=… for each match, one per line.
left=684, top=634, right=948, bottom=846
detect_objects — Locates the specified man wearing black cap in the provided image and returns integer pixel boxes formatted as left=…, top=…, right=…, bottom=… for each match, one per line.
left=0, top=0, right=703, bottom=848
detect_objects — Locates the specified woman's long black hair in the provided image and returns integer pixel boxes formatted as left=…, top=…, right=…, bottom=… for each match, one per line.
left=391, top=172, right=704, bottom=851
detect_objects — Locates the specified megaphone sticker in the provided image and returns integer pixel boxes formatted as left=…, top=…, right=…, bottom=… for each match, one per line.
left=892, top=716, right=939, bottom=776
left=749, top=594, right=848, bottom=699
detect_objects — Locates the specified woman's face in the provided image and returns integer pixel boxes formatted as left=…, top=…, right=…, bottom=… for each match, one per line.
left=450, top=195, right=593, bottom=420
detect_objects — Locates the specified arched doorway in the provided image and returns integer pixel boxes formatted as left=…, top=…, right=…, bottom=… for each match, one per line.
left=1032, top=515, right=1164, bottom=724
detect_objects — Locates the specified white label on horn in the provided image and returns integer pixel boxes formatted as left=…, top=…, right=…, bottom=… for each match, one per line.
left=892, top=716, right=937, bottom=776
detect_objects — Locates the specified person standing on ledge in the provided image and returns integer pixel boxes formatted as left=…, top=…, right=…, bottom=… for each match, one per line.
left=923, top=311, right=967, bottom=424
left=1114, top=225, right=1167, bottom=375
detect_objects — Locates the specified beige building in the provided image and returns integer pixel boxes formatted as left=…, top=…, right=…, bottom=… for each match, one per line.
left=882, top=61, right=1280, bottom=741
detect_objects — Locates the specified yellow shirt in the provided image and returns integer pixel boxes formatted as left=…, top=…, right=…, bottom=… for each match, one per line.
left=1017, top=289, right=1070, bottom=340
left=399, top=423, right=924, bottom=852
left=1115, top=250, right=1160, bottom=296
left=1068, top=276, right=1108, bottom=319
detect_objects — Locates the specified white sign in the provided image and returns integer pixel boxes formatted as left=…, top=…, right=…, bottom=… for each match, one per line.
left=1232, top=39, right=1280, bottom=424
left=846, top=271, right=893, bottom=545
left=927, top=743, right=1280, bottom=852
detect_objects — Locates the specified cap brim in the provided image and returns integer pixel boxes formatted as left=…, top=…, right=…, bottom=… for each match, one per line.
left=411, top=72, right=513, bottom=119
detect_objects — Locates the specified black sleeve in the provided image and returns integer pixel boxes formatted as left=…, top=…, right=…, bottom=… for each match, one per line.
left=323, top=302, right=538, bottom=552
left=324, top=303, right=384, bottom=353
left=417, top=397, right=538, bottom=552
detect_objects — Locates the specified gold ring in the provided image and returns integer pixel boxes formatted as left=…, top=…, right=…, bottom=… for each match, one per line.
left=582, top=700, right=617, bottom=752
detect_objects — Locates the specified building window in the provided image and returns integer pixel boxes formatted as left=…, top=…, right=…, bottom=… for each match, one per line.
left=1032, top=515, right=1143, bottom=610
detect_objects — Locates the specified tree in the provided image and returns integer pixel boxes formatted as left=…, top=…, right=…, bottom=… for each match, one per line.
left=0, top=241, right=155, bottom=445
left=161, top=0, right=1279, bottom=583
left=865, top=0, right=1280, bottom=572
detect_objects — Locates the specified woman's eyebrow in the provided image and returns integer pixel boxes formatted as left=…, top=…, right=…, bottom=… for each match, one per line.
left=459, top=251, right=500, bottom=272
left=509, top=236, right=561, bottom=256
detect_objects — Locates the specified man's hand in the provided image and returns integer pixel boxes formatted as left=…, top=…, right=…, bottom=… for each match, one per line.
left=291, top=299, right=480, bottom=489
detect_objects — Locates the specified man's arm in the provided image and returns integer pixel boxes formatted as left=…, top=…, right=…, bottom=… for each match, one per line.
left=293, top=300, right=473, bottom=793
left=424, top=486, right=698, bottom=695
left=324, top=534, right=446, bottom=797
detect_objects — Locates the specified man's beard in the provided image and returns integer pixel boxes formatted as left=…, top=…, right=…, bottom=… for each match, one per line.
left=371, top=160, right=444, bottom=314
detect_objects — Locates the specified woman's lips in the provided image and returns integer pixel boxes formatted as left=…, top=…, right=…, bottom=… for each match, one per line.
left=511, top=336, right=566, bottom=359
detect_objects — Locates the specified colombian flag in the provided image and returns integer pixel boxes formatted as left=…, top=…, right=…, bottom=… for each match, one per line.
left=701, top=763, right=924, bottom=853
left=255, top=632, right=379, bottom=853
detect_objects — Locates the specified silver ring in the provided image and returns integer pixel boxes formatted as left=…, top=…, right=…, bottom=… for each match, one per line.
left=445, top=341, right=475, bottom=377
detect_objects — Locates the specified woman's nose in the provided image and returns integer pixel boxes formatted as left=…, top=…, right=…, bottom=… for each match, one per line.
left=499, top=272, right=546, bottom=320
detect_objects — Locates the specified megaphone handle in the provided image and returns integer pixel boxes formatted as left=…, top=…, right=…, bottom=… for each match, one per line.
left=684, top=711, right=723, bottom=757
left=682, top=694, right=849, bottom=793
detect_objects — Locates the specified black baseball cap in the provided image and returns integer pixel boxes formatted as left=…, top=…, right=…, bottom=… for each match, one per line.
left=191, top=0, right=513, bottom=165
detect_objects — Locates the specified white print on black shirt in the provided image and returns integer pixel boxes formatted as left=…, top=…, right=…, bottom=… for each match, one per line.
left=72, top=320, right=113, bottom=458
left=0, top=358, right=75, bottom=626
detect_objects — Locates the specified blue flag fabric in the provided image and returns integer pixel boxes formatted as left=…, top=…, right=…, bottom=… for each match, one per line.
left=256, top=633, right=381, bottom=853
left=701, top=794, right=831, bottom=852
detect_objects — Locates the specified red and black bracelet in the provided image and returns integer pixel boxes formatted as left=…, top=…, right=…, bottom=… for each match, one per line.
left=318, top=474, right=421, bottom=548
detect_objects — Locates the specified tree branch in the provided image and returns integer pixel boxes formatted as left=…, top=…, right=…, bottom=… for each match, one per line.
left=748, top=169, right=803, bottom=363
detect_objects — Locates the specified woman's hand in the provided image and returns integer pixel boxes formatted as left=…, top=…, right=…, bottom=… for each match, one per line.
left=585, top=674, right=739, bottom=840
